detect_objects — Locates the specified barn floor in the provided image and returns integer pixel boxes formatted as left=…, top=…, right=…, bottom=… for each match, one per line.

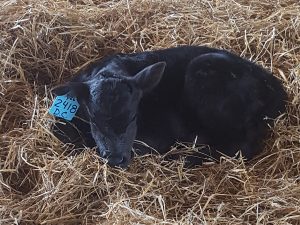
left=1, top=0, right=300, bottom=224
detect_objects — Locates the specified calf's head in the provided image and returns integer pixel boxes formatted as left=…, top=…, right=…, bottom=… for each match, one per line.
left=52, top=61, right=166, bottom=168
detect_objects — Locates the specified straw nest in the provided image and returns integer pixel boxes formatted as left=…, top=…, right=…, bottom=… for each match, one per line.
left=1, top=0, right=299, bottom=224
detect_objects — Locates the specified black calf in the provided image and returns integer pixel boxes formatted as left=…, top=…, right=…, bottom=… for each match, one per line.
left=51, top=46, right=287, bottom=168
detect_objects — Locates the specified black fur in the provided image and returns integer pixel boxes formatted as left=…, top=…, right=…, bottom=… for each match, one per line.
left=51, top=46, right=287, bottom=168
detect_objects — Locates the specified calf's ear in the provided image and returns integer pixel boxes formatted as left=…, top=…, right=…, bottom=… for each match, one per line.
left=133, top=61, right=166, bottom=93
left=51, top=82, right=89, bottom=101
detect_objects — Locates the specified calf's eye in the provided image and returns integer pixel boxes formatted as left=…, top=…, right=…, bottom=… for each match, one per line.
left=130, top=114, right=137, bottom=123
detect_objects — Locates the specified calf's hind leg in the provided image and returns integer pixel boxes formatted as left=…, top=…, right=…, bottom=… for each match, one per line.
left=182, top=52, right=268, bottom=162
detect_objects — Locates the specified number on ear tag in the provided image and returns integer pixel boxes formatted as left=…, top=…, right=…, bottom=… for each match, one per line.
left=49, top=95, right=80, bottom=121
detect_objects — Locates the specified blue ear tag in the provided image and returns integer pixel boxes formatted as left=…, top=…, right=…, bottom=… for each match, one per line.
left=49, top=95, right=80, bottom=121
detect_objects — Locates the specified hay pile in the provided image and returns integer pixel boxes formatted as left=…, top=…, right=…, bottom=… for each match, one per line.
left=1, top=0, right=299, bottom=224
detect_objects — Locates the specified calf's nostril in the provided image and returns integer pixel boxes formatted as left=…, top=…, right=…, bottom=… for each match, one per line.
left=101, top=150, right=111, bottom=158
left=118, top=156, right=125, bottom=164
left=107, top=155, right=129, bottom=168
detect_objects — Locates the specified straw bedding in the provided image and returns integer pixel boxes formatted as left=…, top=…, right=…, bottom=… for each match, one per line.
left=1, top=0, right=299, bottom=224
